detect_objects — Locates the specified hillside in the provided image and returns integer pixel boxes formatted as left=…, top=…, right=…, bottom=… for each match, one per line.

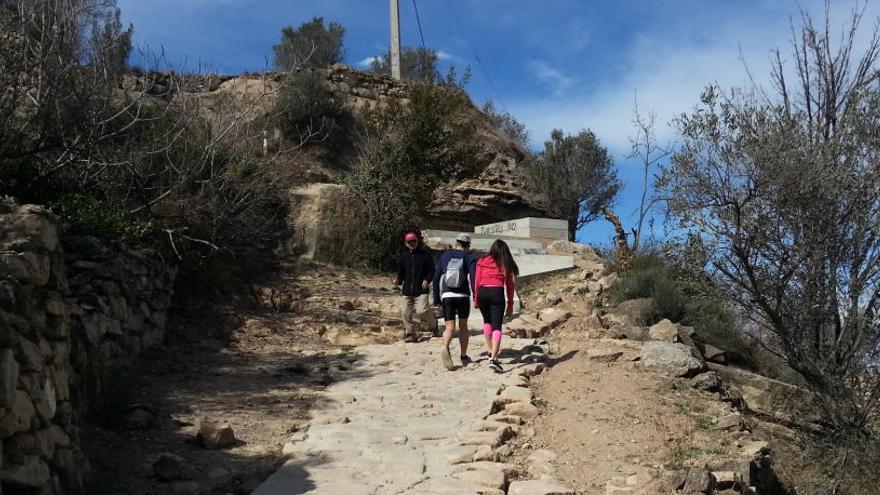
left=159, top=64, right=550, bottom=230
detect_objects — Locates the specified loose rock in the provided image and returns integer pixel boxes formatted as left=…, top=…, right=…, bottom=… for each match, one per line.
left=196, top=419, right=237, bottom=449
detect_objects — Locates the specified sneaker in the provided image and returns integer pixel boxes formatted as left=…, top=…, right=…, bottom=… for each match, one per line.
left=441, top=346, right=454, bottom=370
left=488, top=359, right=503, bottom=373
left=460, top=355, right=473, bottom=367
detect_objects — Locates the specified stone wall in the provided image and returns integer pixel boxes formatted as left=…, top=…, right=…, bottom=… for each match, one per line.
left=0, top=200, right=177, bottom=494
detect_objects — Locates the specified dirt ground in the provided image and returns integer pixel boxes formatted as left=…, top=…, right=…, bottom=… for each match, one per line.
left=513, top=320, right=744, bottom=492
left=83, top=260, right=400, bottom=495
left=507, top=270, right=756, bottom=494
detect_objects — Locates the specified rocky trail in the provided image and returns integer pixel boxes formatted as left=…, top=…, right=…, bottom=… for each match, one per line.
left=84, top=248, right=801, bottom=495
left=254, top=336, right=566, bottom=495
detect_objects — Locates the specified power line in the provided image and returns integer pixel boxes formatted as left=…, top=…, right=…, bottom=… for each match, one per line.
left=440, top=0, right=509, bottom=113
left=412, top=0, right=427, bottom=52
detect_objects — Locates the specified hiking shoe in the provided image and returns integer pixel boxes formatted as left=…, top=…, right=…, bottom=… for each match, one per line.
left=488, top=359, right=503, bottom=373
left=460, top=355, right=473, bottom=367
left=441, top=346, right=454, bottom=370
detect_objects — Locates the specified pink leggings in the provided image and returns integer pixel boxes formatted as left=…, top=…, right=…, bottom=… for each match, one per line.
left=483, top=323, right=502, bottom=344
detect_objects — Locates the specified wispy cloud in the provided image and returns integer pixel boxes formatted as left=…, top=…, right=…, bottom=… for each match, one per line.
left=357, top=56, right=380, bottom=67
left=526, top=60, right=574, bottom=95
left=437, top=50, right=456, bottom=61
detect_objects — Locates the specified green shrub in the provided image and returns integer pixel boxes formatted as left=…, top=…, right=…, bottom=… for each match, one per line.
left=608, top=255, right=686, bottom=324
left=608, top=254, right=805, bottom=384
left=271, top=71, right=356, bottom=151
left=50, top=195, right=157, bottom=242
left=346, top=81, right=480, bottom=269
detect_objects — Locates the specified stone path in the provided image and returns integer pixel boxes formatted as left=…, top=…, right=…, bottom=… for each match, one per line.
left=253, top=333, right=568, bottom=495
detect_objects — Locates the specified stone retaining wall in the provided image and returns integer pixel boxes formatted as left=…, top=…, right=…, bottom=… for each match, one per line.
left=0, top=200, right=177, bottom=494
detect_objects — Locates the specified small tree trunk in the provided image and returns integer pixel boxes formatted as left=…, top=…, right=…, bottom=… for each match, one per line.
left=567, top=213, right=578, bottom=242
left=602, top=207, right=633, bottom=268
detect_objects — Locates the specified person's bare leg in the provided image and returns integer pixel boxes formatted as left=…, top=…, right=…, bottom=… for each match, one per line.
left=442, top=320, right=455, bottom=348
left=458, top=318, right=469, bottom=357
left=440, top=319, right=455, bottom=370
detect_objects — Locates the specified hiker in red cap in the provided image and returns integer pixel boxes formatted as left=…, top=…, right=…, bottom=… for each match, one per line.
left=393, top=231, right=435, bottom=342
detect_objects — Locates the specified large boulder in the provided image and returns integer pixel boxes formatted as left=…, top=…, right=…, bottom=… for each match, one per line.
left=638, top=341, right=705, bottom=378
left=647, top=319, right=679, bottom=343
left=605, top=298, right=653, bottom=327
left=424, top=134, right=549, bottom=230
left=708, top=363, right=821, bottom=425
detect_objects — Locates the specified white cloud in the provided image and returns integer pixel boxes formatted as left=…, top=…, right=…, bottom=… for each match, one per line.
left=512, top=1, right=877, bottom=156
left=357, top=56, right=381, bottom=67
left=437, top=50, right=456, bottom=61
left=526, top=60, right=574, bottom=95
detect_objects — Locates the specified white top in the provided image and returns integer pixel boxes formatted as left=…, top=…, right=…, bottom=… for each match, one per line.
left=441, top=292, right=468, bottom=300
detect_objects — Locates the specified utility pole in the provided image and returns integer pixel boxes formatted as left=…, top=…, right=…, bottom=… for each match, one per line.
left=390, top=0, right=402, bottom=80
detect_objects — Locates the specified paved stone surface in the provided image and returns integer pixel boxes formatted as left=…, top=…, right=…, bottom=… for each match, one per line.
left=254, top=333, right=548, bottom=495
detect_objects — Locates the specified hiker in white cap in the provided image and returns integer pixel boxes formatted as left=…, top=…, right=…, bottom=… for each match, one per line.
left=432, top=233, right=477, bottom=369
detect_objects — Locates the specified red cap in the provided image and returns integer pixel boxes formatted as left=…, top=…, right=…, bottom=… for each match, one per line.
left=404, top=232, right=418, bottom=242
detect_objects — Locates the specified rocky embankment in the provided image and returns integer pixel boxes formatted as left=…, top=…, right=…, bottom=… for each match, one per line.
left=0, top=200, right=176, bottom=494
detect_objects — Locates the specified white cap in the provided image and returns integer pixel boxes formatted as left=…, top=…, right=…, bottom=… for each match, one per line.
left=456, top=233, right=472, bottom=244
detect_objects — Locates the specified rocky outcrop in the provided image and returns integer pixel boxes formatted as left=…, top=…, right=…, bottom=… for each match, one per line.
left=423, top=133, right=548, bottom=231
left=284, top=183, right=366, bottom=260
left=184, top=65, right=547, bottom=230
left=0, top=200, right=176, bottom=494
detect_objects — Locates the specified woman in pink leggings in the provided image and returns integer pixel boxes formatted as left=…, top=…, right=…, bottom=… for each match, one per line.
left=473, top=240, right=519, bottom=372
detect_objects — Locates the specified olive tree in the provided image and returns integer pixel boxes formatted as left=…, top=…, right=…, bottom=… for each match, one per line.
left=658, top=4, right=880, bottom=429
left=524, top=129, right=621, bottom=241
left=273, top=17, right=345, bottom=70
left=370, top=46, right=440, bottom=82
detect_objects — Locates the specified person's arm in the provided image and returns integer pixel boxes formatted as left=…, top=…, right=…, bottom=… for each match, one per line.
left=433, top=252, right=446, bottom=304
left=473, top=263, right=483, bottom=308
left=468, top=255, right=477, bottom=295
left=395, top=253, right=404, bottom=286
left=505, top=273, right=516, bottom=311
left=422, top=250, right=435, bottom=290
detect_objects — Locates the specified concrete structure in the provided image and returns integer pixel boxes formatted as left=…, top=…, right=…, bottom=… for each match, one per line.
left=474, top=217, right=568, bottom=246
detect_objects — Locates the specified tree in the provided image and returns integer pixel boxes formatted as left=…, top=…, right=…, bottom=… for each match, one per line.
left=628, top=101, right=670, bottom=253
left=370, top=46, right=439, bottom=82
left=348, top=81, right=480, bottom=268
left=273, top=17, right=345, bottom=70
left=657, top=4, right=880, bottom=429
left=524, top=129, right=621, bottom=241
left=0, top=0, right=285, bottom=258
left=482, top=100, right=530, bottom=149
left=269, top=71, right=355, bottom=149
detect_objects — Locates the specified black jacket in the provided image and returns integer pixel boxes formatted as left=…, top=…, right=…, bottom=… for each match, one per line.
left=396, top=246, right=435, bottom=297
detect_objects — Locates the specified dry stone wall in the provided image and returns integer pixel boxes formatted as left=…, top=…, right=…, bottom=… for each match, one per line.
left=0, top=200, right=177, bottom=494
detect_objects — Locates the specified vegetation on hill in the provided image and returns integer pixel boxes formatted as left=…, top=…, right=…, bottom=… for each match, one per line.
left=273, top=16, right=346, bottom=70
left=523, top=129, right=621, bottom=241
left=657, top=7, right=880, bottom=433
left=348, top=78, right=481, bottom=269
left=369, top=46, right=442, bottom=82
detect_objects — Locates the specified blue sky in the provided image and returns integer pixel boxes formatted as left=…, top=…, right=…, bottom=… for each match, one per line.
left=117, top=0, right=879, bottom=245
